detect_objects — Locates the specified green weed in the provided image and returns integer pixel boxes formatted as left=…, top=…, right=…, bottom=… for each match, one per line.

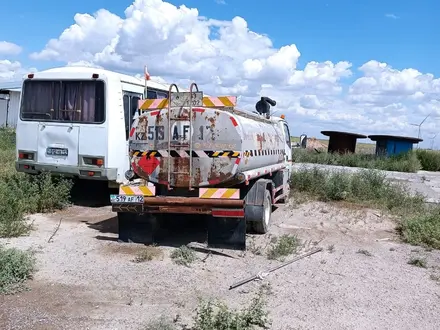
left=0, top=245, right=36, bottom=294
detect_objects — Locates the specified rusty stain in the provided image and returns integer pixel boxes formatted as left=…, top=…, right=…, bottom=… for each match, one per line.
left=176, top=157, right=190, bottom=187
left=194, top=166, right=201, bottom=185
left=207, top=159, right=234, bottom=184
left=256, top=133, right=265, bottom=150
left=207, top=116, right=216, bottom=127
left=156, top=113, right=164, bottom=124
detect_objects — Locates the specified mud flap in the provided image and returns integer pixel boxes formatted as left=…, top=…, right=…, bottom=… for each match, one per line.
left=117, top=212, right=156, bottom=244
left=207, top=216, right=246, bottom=250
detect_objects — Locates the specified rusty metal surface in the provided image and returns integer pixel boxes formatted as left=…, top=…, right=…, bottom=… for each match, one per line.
left=148, top=206, right=211, bottom=214
left=143, top=196, right=244, bottom=207
left=130, top=104, right=286, bottom=188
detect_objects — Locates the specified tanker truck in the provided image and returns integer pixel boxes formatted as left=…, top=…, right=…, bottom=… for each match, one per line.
left=110, top=83, right=293, bottom=250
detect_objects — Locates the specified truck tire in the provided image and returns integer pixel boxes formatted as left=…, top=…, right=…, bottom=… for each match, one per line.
left=252, top=189, right=272, bottom=234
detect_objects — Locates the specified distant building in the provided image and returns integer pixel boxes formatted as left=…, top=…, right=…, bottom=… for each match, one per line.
left=0, top=81, right=22, bottom=128
left=320, top=130, right=367, bottom=154
left=368, top=135, right=422, bottom=156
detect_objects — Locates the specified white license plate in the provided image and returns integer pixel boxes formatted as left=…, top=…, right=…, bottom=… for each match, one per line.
left=110, top=194, right=144, bottom=204
left=46, top=147, right=68, bottom=156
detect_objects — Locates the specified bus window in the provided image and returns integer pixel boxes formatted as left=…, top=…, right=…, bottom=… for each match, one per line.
left=131, top=96, right=140, bottom=117
left=123, top=94, right=130, bottom=140
left=20, top=80, right=105, bottom=123
left=157, top=91, right=168, bottom=99
left=147, top=90, right=156, bottom=99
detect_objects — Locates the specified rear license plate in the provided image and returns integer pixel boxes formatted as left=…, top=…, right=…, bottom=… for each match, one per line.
left=110, top=194, right=144, bottom=204
left=46, top=147, right=68, bottom=156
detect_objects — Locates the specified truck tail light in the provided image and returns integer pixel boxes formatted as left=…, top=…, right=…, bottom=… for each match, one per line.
left=18, top=152, right=34, bottom=160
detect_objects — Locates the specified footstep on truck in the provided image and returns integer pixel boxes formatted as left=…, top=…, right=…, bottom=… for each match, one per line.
left=111, top=83, right=293, bottom=250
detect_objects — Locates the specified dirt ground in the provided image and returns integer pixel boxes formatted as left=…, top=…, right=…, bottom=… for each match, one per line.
left=1, top=196, right=440, bottom=330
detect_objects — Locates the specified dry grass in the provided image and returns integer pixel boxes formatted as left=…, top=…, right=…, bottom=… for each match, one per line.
left=132, top=246, right=163, bottom=263
left=170, top=246, right=197, bottom=267
left=267, top=234, right=300, bottom=260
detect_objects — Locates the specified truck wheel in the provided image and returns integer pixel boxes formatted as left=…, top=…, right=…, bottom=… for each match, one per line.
left=252, top=189, right=272, bottom=234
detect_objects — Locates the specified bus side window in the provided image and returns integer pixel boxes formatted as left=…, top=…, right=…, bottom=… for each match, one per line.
left=147, top=90, right=157, bottom=99
left=157, top=91, right=168, bottom=99
left=123, top=95, right=130, bottom=140
left=131, top=96, right=140, bottom=118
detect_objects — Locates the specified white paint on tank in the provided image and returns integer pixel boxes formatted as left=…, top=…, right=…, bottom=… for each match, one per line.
left=130, top=106, right=288, bottom=187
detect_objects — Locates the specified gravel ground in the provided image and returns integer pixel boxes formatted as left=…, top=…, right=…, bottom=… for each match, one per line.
left=1, top=197, right=440, bottom=330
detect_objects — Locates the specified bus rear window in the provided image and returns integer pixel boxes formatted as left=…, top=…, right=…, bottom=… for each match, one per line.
left=20, top=80, right=105, bottom=123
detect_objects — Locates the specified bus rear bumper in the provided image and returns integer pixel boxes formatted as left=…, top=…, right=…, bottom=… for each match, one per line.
left=15, top=161, right=118, bottom=181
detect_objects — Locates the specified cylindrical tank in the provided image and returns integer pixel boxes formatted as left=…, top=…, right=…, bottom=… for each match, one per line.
left=129, top=106, right=286, bottom=187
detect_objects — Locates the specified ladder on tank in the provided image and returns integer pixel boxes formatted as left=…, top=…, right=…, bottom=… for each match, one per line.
left=166, top=83, right=204, bottom=191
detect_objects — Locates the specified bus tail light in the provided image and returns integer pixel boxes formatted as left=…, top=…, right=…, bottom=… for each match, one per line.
left=18, top=152, right=34, bottom=160
left=83, top=157, right=104, bottom=167
left=92, top=73, right=99, bottom=79
left=27, top=73, right=34, bottom=79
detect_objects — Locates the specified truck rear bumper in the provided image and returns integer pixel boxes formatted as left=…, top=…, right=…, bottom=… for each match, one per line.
left=111, top=196, right=244, bottom=217
left=111, top=185, right=244, bottom=217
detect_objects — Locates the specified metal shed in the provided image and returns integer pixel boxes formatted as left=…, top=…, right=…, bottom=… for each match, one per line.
left=321, top=130, right=367, bottom=154
left=368, top=135, right=422, bottom=156
left=0, top=81, right=22, bottom=128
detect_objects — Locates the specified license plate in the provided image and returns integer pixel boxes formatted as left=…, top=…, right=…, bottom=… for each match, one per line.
left=110, top=194, right=144, bottom=204
left=46, top=147, right=68, bottom=156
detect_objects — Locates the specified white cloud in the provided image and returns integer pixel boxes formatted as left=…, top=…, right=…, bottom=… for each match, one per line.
left=0, top=41, right=22, bottom=56
left=385, top=13, right=399, bottom=19
left=0, top=60, right=37, bottom=82
left=28, top=0, right=440, bottom=146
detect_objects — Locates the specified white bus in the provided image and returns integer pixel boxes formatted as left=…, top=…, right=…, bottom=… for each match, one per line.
left=15, top=66, right=174, bottom=187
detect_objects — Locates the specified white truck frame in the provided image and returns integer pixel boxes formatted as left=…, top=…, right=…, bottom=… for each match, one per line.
left=15, top=66, right=175, bottom=187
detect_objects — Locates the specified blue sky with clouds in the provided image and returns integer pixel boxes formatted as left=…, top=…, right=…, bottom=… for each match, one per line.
left=0, top=0, right=439, bottom=145
left=2, top=0, right=438, bottom=75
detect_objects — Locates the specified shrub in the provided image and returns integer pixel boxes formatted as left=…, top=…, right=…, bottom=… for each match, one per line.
left=0, top=245, right=36, bottom=294
left=291, top=166, right=425, bottom=214
left=416, top=149, right=440, bottom=171
left=399, top=207, right=440, bottom=249
left=193, top=288, right=270, bottom=330
left=0, top=172, right=73, bottom=237
left=170, top=245, right=197, bottom=267
left=292, top=149, right=421, bottom=173
left=267, top=234, right=299, bottom=260
left=292, top=166, right=440, bottom=251
left=0, top=128, right=73, bottom=238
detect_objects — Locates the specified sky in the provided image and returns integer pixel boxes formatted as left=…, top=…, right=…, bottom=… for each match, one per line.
left=0, top=0, right=439, bottom=148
